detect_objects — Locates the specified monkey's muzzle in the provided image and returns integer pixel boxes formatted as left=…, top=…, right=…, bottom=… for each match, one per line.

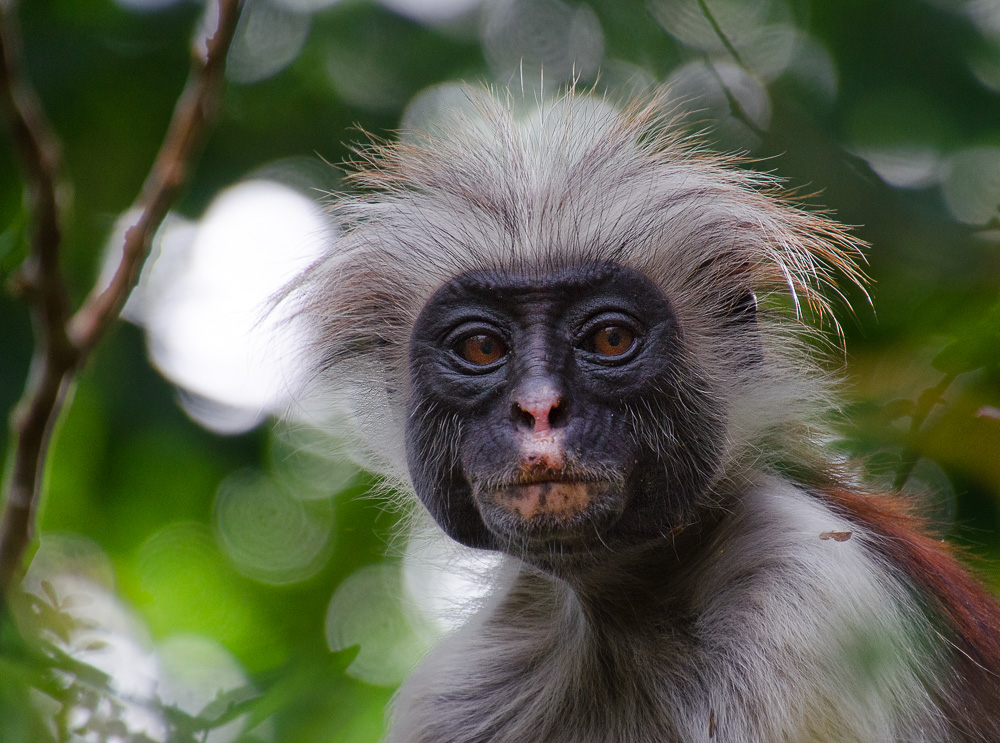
left=493, top=480, right=593, bottom=522
left=472, top=473, right=624, bottom=550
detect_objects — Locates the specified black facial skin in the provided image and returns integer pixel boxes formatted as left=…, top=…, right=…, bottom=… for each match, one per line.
left=406, top=262, right=727, bottom=571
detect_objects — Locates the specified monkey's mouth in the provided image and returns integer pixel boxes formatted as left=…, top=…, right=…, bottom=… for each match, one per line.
left=472, top=474, right=625, bottom=547
left=492, top=479, right=596, bottom=521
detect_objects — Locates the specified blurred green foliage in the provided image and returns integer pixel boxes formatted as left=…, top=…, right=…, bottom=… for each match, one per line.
left=1, top=0, right=999, bottom=741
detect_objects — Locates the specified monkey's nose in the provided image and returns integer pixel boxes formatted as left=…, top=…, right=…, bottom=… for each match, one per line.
left=512, top=385, right=566, bottom=433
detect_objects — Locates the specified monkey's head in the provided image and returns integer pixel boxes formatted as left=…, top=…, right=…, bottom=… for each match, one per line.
left=405, top=260, right=726, bottom=565
left=292, top=89, right=864, bottom=570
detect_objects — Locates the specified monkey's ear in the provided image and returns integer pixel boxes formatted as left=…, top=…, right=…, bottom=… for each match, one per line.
left=726, top=289, right=763, bottom=365
left=728, top=289, right=758, bottom=323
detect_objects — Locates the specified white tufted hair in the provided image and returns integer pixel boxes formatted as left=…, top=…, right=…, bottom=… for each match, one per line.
left=290, top=86, right=865, bottom=497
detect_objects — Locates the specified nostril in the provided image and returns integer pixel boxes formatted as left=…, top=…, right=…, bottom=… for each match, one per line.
left=546, top=398, right=568, bottom=429
left=512, top=403, right=536, bottom=430
left=512, top=393, right=566, bottom=433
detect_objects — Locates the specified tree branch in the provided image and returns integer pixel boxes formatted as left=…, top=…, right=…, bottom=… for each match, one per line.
left=69, top=0, right=243, bottom=352
left=0, top=1, right=75, bottom=598
left=0, top=0, right=243, bottom=596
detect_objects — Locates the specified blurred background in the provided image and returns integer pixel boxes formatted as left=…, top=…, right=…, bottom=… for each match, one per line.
left=1, top=0, right=999, bottom=741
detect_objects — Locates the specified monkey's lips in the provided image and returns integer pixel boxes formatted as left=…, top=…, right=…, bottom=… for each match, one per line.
left=510, top=481, right=594, bottom=523
left=473, top=475, right=624, bottom=545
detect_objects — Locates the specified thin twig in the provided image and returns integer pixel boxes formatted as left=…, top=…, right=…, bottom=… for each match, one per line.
left=694, top=0, right=767, bottom=140
left=0, top=0, right=243, bottom=595
left=695, top=0, right=745, bottom=67
left=702, top=59, right=768, bottom=140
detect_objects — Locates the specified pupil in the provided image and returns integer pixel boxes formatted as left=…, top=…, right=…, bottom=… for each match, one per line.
left=606, top=330, right=621, bottom=347
left=479, top=338, right=494, bottom=355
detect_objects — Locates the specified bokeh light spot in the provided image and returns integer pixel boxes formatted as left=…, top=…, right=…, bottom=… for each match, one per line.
left=226, top=0, right=311, bottom=84
left=403, top=527, right=503, bottom=633
left=856, top=147, right=943, bottom=190
left=481, top=0, right=604, bottom=91
left=113, top=0, right=182, bottom=10
left=213, top=469, right=334, bottom=585
left=378, top=0, right=484, bottom=25
left=107, top=180, right=330, bottom=433
left=650, top=0, right=797, bottom=82
left=156, top=635, right=253, bottom=743
left=665, top=60, right=771, bottom=148
left=942, top=146, right=1000, bottom=225
left=135, top=523, right=260, bottom=650
left=325, top=563, right=432, bottom=687
left=269, top=425, right=360, bottom=501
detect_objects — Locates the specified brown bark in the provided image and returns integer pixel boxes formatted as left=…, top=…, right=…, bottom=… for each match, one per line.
left=0, top=0, right=244, bottom=595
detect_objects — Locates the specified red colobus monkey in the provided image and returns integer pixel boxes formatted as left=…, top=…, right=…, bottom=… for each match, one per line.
left=290, top=89, right=1000, bottom=742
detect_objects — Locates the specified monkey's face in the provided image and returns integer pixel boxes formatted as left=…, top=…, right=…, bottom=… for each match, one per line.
left=406, top=262, right=724, bottom=569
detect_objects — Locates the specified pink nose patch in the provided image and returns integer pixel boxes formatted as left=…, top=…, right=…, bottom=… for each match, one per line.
left=513, top=384, right=562, bottom=434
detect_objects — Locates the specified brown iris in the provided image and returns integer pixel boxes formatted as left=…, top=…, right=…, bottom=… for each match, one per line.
left=590, top=325, right=635, bottom=357
left=458, top=333, right=507, bottom=366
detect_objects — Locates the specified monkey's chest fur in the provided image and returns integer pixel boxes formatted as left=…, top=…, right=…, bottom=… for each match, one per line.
left=388, top=481, right=951, bottom=743
left=394, top=581, right=689, bottom=743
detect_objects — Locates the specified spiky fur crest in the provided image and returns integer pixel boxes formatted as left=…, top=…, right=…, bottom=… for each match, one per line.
left=293, top=86, right=864, bottom=494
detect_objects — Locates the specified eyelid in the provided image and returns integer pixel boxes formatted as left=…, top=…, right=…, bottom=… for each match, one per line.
left=444, top=320, right=506, bottom=345
left=575, top=312, right=643, bottom=363
left=575, top=311, right=642, bottom=342
left=444, top=322, right=509, bottom=370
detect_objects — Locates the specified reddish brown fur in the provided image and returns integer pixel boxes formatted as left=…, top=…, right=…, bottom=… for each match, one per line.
left=818, top=486, right=1000, bottom=739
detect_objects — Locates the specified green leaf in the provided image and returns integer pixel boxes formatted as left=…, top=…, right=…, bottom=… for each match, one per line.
left=194, top=684, right=261, bottom=727
left=0, top=207, right=28, bottom=272
left=881, top=398, right=915, bottom=421
left=242, top=648, right=359, bottom=731
left=932, top=304, right=1000, bottom=375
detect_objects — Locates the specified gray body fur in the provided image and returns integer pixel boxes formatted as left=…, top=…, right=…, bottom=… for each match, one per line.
left=390, top=479, right=946, bottom=743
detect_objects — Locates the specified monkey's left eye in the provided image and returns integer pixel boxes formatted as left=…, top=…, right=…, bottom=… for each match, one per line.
left=455, top=333, right=507, bottom=367
left=581, top=324, right=638, bottom=360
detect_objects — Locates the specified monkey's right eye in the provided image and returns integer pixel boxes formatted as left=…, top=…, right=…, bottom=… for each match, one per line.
left=454, top=333, right=507, bottom=367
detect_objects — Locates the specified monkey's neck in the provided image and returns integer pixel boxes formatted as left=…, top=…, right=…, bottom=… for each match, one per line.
left=518, top=511, right=725, bottom=634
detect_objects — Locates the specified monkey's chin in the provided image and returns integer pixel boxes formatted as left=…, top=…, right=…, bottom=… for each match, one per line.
left=473, top=480, right=625, bottom=560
